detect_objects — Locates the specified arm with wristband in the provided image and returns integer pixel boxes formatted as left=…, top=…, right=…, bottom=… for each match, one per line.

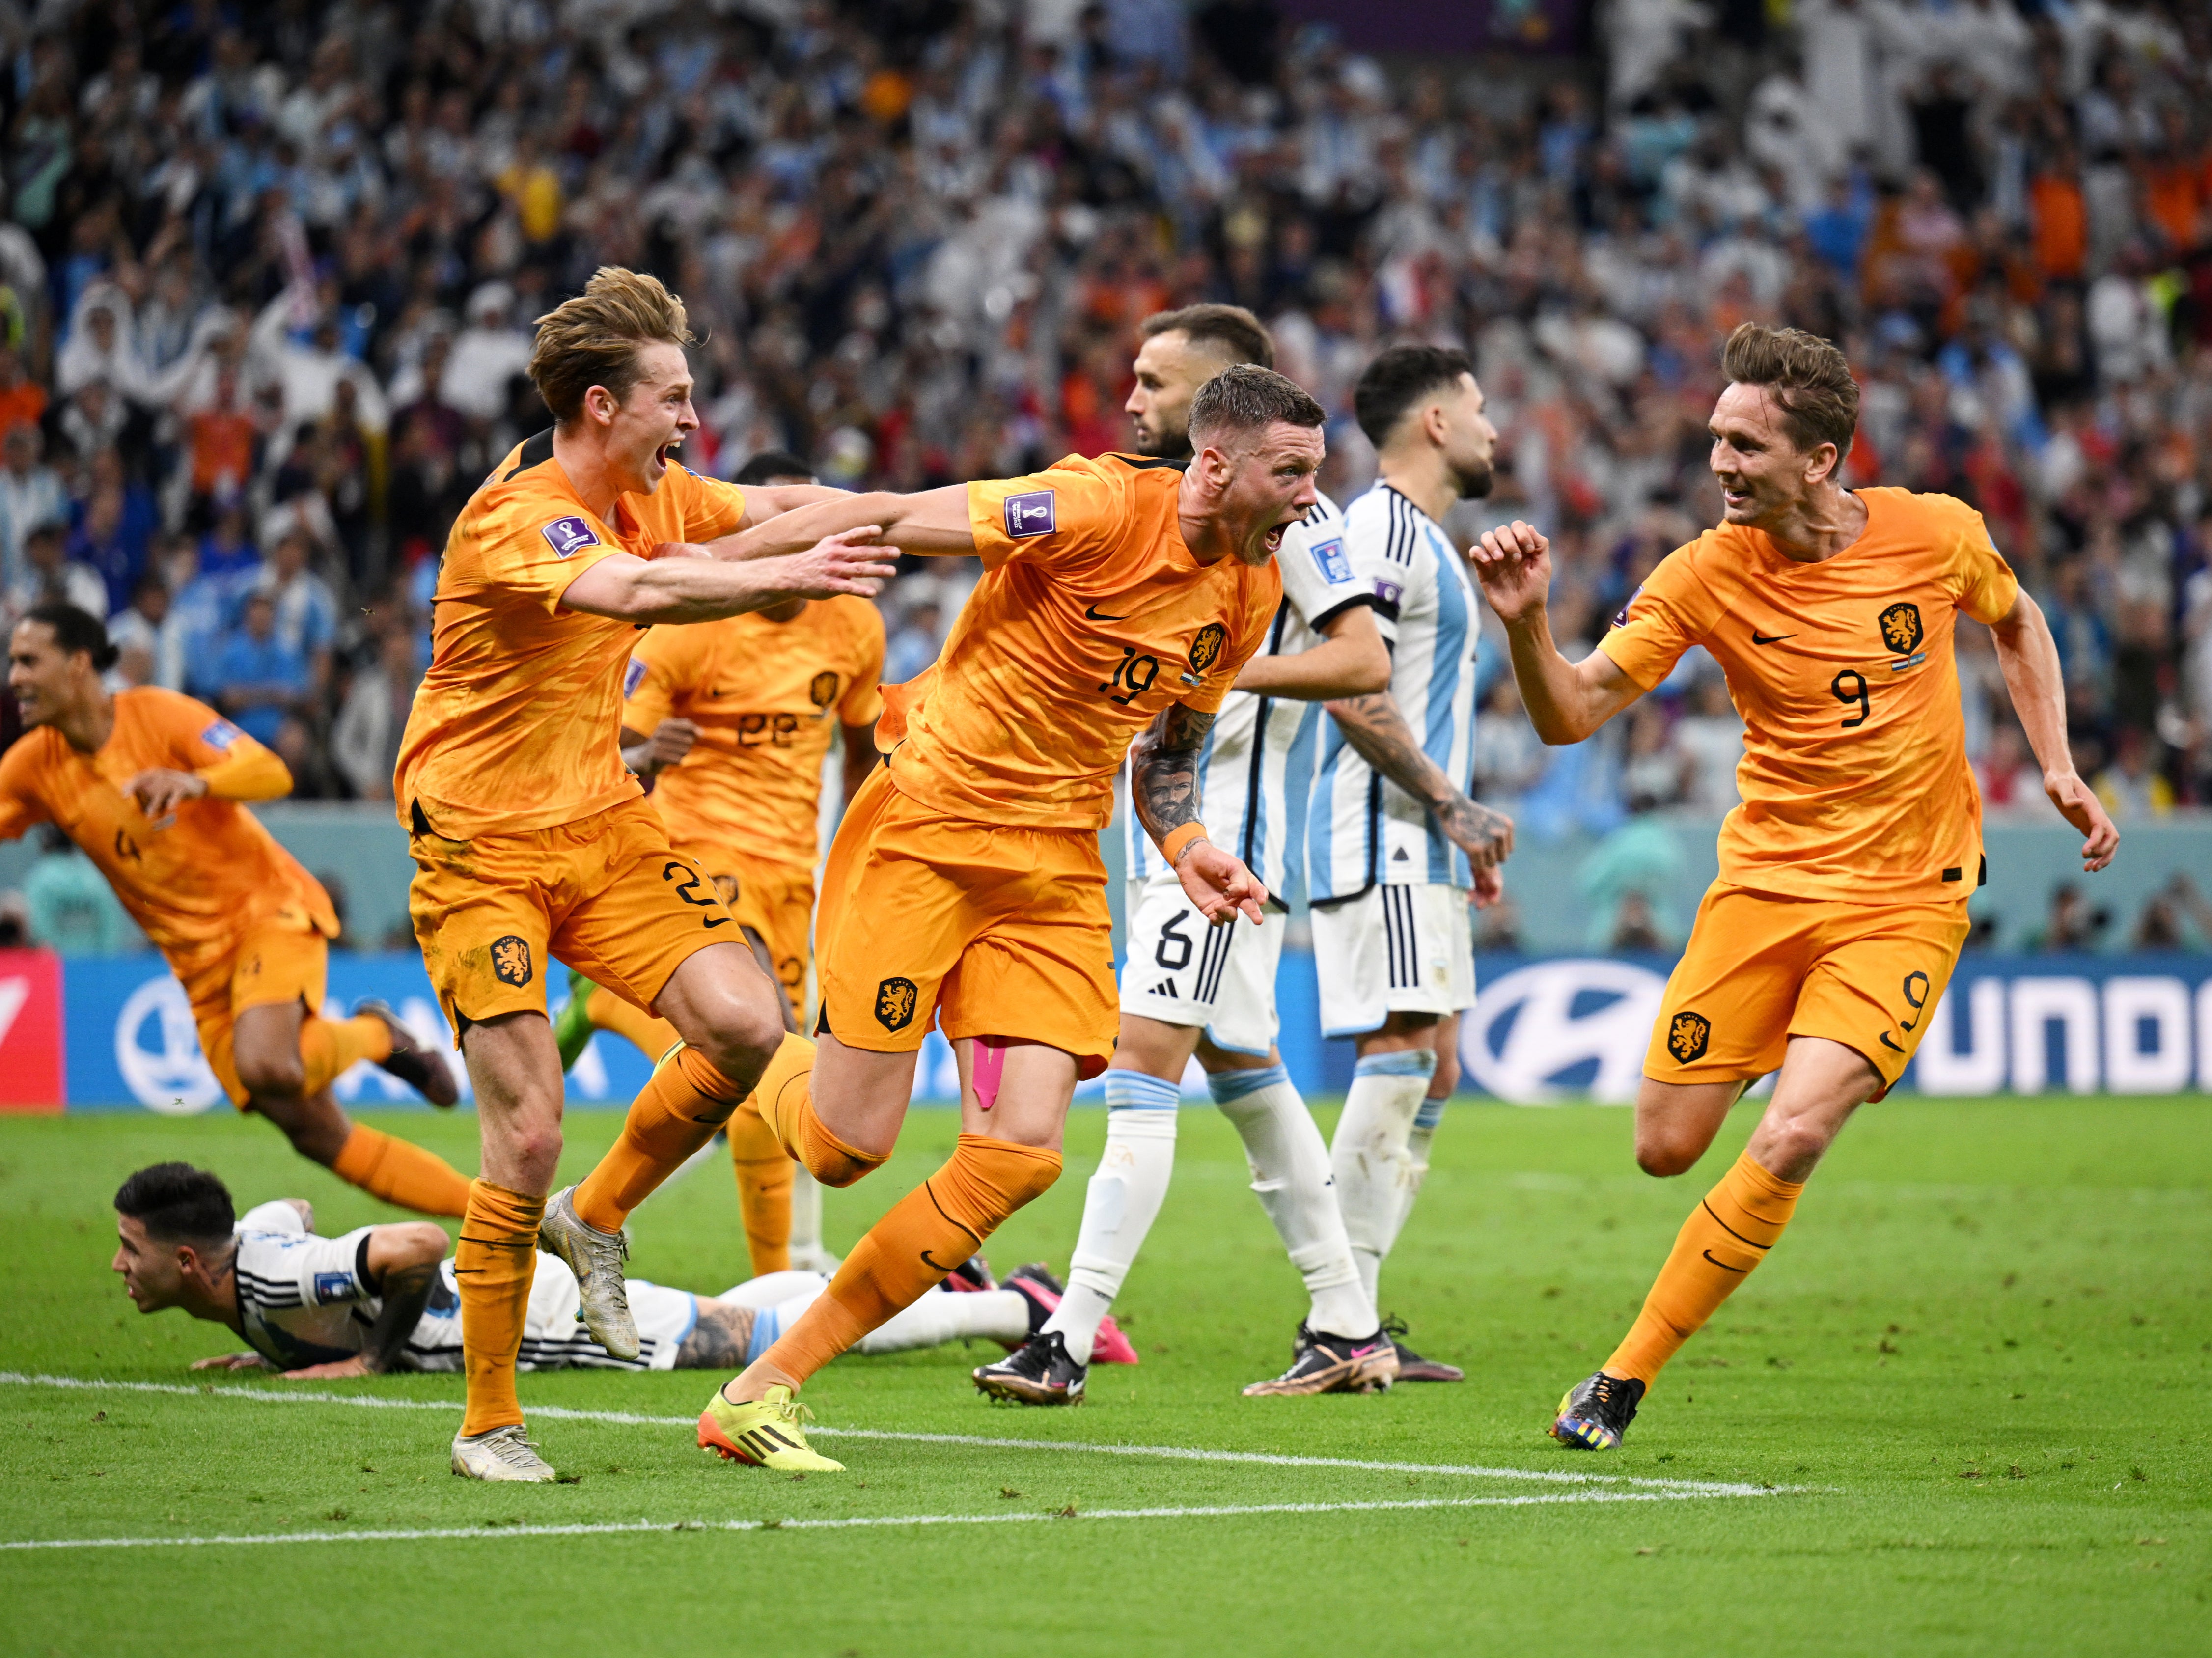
left=1128, top=702, right=1267, bottom=927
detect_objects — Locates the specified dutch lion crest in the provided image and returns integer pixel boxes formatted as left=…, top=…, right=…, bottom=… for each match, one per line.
left=1667, top=1010, right=1711, bottom=1064
left=491, top=935, right=533, bottom=988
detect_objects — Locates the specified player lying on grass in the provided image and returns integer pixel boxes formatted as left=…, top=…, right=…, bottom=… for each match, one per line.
left=111, top=1163, right=1122, bottom=1383
left=3, top=605, right=468, bottom=1216
left=558, top=366, right=1323, bottom=1472
left=1470, top=322, right=2119, bottom=1452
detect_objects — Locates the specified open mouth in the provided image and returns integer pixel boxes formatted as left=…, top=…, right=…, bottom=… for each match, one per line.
left=1262, top=521, right=1288, bottom=554
left=654, top=440, right=681, bottom=470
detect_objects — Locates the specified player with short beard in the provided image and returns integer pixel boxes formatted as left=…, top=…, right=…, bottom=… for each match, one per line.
left=1473, top=323, right=2117, bottom=1450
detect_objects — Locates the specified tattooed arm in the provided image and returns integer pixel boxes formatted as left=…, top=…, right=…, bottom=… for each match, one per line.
left=1324, top=691, right=1515, bottom=875
left=1130, top=703, right=1267, bottom=927
left=676, top=1299, right=758, bottom=1370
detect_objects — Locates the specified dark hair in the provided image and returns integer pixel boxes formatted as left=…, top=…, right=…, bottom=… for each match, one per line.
left=1141, top=304, right=1275, bottom=371
left=22, top=603, right=119, bottom=671
left=1720, top=322, right=1858, bottom=459
left=1353, top=345, right=1477, bottom=449
left=114, top=1163, right=235, bottom=1244
left=732, top=450, right=816, bottom=486
left=1188, top=365, right=1326, bottom=446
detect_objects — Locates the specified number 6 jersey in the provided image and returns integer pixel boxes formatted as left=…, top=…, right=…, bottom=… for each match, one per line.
left=1597, top=487, right=2019, bottom=903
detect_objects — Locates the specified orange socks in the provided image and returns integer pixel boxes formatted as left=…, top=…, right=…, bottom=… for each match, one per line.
left=728, top=1105, right=795, bottom=1275
left=329, top=1123, right=473, bottom=1216
left=1605, top=1151, right=1804, bottom=1385
left=298, top=1014, right=393, bottom=1095
left=455, top=1179, right=544, bottom=1436
left=756, top=1133, right=1061, bottom=1388
left=573, top=1045, right=746, bottom=1233
left=739, top=1034, right=884, bottom=1188
left=587, top=986, right=679, bottom=1061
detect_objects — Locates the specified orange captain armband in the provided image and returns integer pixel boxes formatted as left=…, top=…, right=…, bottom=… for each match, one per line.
left=1159, top=823, right=1209, bottom=867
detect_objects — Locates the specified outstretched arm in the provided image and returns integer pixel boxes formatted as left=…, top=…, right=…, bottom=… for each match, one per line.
left=1129, top=703, right=1267, bottom=926
left=719, top=485, right=978, bottom=562
left=559, top=529, right=897, bottom=624
left=1989, top=588, right=2118, bottom=872
left=1230, top=602, right=1392, bottom=700
left=1324, top=690, right=1515, bottom=875
left=734, top=483, right=850, bottom=529
left=1470, top=520, right=1644, bottom=744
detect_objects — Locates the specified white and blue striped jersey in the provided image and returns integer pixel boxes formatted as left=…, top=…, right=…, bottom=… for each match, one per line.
left=1308, top=483, right=1480, bottom=899
left=1125, top=492, right=1369, bottom=907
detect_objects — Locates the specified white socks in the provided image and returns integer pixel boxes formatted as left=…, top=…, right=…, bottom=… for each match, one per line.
left=1330, top=1050, right=1437, bottom=1308
left=787, top=1165, right=838, bottom=1271
left=858, top=1288, right=1028, bottom=1354
left=1211, top=1063, right=1375, bottom=1339
left=1043, top=1069, right=1180, bottom=1365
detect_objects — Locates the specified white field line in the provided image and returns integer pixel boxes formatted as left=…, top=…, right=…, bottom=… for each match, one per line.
left=0, top=1371, right=1774, bottom=1496
left=0, top=1489, right=1763, bottom=1554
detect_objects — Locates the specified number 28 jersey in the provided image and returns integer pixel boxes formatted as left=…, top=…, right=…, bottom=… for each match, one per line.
left=1599, top=487, right=2019, bottom=904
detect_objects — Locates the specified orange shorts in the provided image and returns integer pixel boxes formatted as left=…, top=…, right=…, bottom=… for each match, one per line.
left=691, top=843, right=814, bottom=1020
left=407, top=798, right=736, bottom=1040
left=1646, top=881, right=1972, bottom=1100
left=814, top=768, right=1116, bottom=1078
left=173, top=904, right=334, bottom=1107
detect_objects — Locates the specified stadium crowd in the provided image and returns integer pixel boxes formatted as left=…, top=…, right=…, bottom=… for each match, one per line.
left=0, top=0, right=2207, bottom=839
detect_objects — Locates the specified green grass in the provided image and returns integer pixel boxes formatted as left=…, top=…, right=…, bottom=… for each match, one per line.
left=2, top=1097, right=2208, bottom=1657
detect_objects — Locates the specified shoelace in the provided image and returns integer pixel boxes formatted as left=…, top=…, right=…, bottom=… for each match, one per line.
left=765, top=1393, right=818, bottom=1431
left=484, top=1428, right=546, bottom=1465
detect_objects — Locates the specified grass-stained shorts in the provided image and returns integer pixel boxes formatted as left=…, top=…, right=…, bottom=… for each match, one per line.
left=408, top=797, right=735, bottom=1041
left=175, top=903, right=335, bottom=1106
left=814, top=768, right=1116, bottom=1078
left=1646, top=881, right=1973, bottom=1101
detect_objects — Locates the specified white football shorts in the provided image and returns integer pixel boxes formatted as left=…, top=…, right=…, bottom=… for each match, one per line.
left=1117, top=867, right=1286, bottom=1057
left=403, top=1256, right=698, bottom=1373
left=1310, top=881, right=1475, bottom=1038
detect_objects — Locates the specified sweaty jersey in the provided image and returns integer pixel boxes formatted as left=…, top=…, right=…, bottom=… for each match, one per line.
left=1599, top=487, right=2019, bottom=903
left=1310, top=483, right=1481, bottom=900
left=1125, top=490, right=1368, bottom=905
left=622, top=597, right=885, bottom=872
left=0, top=688, right=333, bottom=970
left=394, top=431, right=749, bottom=837
left=884, top=453, right=1282, bottom=831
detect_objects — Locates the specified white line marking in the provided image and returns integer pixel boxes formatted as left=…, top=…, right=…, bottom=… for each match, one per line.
left=0, top=1370, right=1779, bottom=1497
left=0, top=1489, right=1765, bottom=1553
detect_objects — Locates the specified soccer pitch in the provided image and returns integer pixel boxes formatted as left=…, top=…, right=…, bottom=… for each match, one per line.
left=3, top=1098, right=2205, bottom=1657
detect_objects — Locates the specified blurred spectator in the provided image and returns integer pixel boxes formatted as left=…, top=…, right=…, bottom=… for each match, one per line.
left=443, top=283, right=534, bottom=424
left=331, top=623, right=420, bottom=801
left=2130, top=874, right=2212, bottom=951
left=1472, top=677, right=1548, bottom=811
left=1674, top=674, right=1744, bottom=811
left=254, top=529, right=338, bottom=697
left=1576, top=803, right=1687, bottom=952
left=0, top=426, right=64, bottom=600
left=884, top=591, right=949, bottom=686
left=212, top=592, right=311, bottom=752
left=1618, top=702, right=1689, bottom=809
left=106, top=571, right=184, bottom=691
left=0, top=347, right=47, bottom=439
left=2022, top=883, right=2110, bottom=953
left=2094, top=728, right=2174, bottom=820
left=10, top=523, right=106, bottom=619
left=1976, top=723, right=2043, bottom=813
left=24, top=825, right=135, bottom=955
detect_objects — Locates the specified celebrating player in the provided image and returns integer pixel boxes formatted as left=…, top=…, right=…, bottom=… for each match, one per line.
left=1469, top=323, right=2118, bottom=1450
left=562, top=365, right=1324, bottom=1471
left=554, top=448, right=883, bottom=1278
left=975, top=305, right=1400, bottom=1406
left=1307, top=345, right=1518, bottom=1385
left=110, top=1163, right=1065, bottom=1378
left=2, top=605, right=467, bottom=1213
left=393, top=267, right=897, bottom=1482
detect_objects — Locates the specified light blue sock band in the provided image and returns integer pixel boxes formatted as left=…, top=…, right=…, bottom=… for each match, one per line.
left=1208, top=1063, right=1291, bottom=1104
left=1103, top=1068, right=1183, bottom=1112
left=1354, top=1050, right=1438, bottom=1080
left=1413, top=1095, right=1447, bottom=1132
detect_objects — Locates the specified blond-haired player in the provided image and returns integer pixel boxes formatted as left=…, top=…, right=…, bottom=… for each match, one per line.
left=1471, top=323, right=2118, bottom=1451
left=393, top=267, right=896, bottom=1481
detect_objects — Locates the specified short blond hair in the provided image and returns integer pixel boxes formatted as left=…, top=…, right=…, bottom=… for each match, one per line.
left=528, top=267, right=696, bottom=424
left=1720, top=322, right=1858, bottom=458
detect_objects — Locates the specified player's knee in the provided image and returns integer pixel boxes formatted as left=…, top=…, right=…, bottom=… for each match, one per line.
left=1633, top=1128, right=1702, bottom=1179
left=690, top=992, right=786, bottom=1082
left=237, top=1049, right=306, bottom=1099
left=1755, top=1117, right=1833, bottom=1182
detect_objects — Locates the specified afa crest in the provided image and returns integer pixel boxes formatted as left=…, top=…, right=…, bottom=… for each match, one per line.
left=491, top=935, right=533, bottom=988
left=875, top=976, right=919, bottom=1032
left=809, top=670, right=841, bottom=708
left=1667, top=1010, right=1712, bottom=1064
left=1879, top=602, right=1924, bottom=655
left=1188, top=622, right=1228, bottom=675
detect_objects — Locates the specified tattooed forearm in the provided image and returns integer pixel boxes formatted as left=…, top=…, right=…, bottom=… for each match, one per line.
left=676, top=1300, right=757, bottom=1370
left=363, top=1263, right=439, bottom=1374
left=1130, top=704, right=1215, bottom=851
left=1326, top=692, right=1514, bottom=865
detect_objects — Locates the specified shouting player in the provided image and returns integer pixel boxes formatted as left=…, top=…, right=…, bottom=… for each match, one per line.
left=555, top=448, right=883, bottom=1277
left=393, top=267, right=896, bottom=1482
left=1308, top=345, right=1517, bottom=1384
left=3, top=605, right=466, bottom=1213
left=562, top=365, right=1323, bottom=1471
left=111, top=1162, right=1061, bottom=1378
left=1470, top=324, right=2118, bottom=1450
left=976, top=305, right=1400, bottom=1406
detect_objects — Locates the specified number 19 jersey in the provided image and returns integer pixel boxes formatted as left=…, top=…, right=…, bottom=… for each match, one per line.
left=1599, top=487, right=2019, bottom=904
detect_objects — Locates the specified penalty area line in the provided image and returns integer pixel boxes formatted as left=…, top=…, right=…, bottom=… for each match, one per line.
left=0, top=1370, right=1784, bottom=1498
left=0, top=1489, right=1775, bottom=1553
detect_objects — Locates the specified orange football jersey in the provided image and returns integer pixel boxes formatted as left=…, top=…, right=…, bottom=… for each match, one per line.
left=622, top=596, right=885, bottom=871
left=0, top=689, right=335, bottom=968
left=394, top=431, right=748, bottom=836
left=882, top=453, right=1282, bottom=829
left=1600, top=487, right=2019, bottom=903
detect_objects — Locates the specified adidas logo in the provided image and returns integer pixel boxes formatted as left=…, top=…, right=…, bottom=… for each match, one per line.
left=1151, top=978, right=1178, bottom=998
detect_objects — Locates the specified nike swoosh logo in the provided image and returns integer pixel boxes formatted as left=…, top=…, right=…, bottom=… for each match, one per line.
left=703, top=915, right=731, bottom=928
left=1751, top=631, right=1796, bottom=645
left=1701, top=1250, right=1749, bottom=1274
left=1879, top=1031, right=1904, bottom=1052
left=1084, top=604, right=1128, bottom=621
left=920, top=1250, right=961, bottom=1273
